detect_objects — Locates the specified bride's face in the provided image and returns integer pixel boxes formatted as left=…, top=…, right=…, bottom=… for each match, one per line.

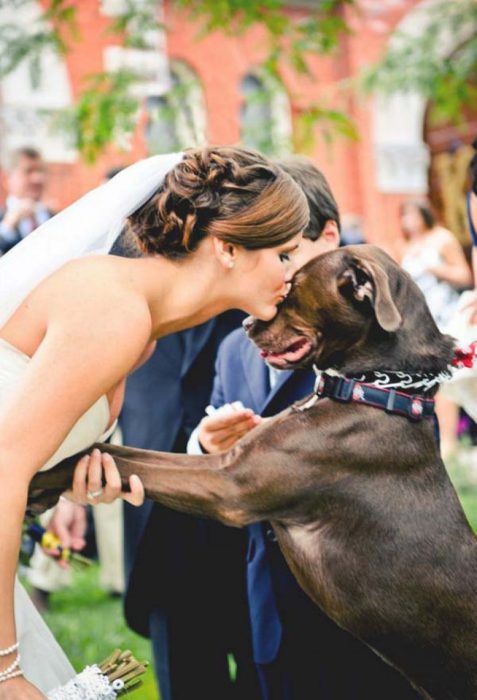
left=234, top=232, right=303, bottom=321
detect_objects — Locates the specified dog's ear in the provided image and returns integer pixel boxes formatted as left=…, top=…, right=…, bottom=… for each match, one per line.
left=338, top=259, right=402, bottom=332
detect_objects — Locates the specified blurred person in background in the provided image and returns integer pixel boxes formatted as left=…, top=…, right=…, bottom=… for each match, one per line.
left=400, top=198, right=472, bottom=458
left=466, top=139, right=477, bottom=309
left=4, top=147, right=62, bottom=612
left=339, top=212, right=365, bottom=245
left=0, top=147, right=53, bottom=255
left=25, top=167, right=128, bottom=612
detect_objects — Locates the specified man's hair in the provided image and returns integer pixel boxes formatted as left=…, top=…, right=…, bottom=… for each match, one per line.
left=104, top=166, right=125, bottom=181
left=275, top=156, right=340, bottom=240
left=7, top=146, right=42, bottom=171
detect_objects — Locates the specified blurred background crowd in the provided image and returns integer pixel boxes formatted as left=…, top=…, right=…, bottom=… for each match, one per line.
left=1, top=1, right=477, bottom=699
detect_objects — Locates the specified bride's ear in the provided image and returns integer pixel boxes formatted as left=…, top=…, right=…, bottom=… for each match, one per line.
left=212, top=237, right=237, bottom=270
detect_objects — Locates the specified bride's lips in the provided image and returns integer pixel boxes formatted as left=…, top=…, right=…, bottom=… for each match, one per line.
left=276, top=283, right=292, bottom=304
left=260, top=336, right=313, bottom=367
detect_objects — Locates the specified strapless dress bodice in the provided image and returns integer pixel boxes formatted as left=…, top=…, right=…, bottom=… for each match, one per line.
left=0, top=337, right=113, bottom=471
left=0, top=337, right=116, bottom=691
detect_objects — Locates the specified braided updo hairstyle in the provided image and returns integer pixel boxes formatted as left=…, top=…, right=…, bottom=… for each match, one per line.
left=127, top=146, right=309, bottom=259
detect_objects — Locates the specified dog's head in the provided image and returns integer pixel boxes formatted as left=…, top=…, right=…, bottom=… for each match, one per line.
left=246, top=244, right=455, bottom=373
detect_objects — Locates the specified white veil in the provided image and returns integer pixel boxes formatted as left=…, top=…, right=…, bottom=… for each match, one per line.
left=0, top=152, right=183, bottom=327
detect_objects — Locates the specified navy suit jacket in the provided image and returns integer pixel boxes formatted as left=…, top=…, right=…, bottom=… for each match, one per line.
left=208, top=328, right=316, bottom=665
left=0, top=207, right=54, bottom=254
left=121, top=312, right=245, bottom=636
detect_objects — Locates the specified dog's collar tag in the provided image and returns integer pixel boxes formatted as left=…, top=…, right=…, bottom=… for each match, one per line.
left=295, top=365, right=322, bottom=411
left=298, top=394, right=319, bottom=411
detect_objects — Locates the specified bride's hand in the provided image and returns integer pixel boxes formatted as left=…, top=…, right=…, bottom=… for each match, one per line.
left=67, top=448, right=145, bottom=507
left=0, top=675, right=47, bottom=698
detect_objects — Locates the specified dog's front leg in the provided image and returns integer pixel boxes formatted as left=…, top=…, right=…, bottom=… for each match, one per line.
left=29, top=445, right=248, bottom=524
left=100, top=407, right=314, bottom=526
left=98, top=443, right=253, bottom=525
left=30, top=408, right=310, bottom=526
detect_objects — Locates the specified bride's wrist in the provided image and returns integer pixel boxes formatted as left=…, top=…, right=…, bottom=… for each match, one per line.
left=0, top=650, right=22, bottom=683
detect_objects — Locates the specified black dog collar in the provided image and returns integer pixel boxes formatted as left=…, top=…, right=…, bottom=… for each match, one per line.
left=309, top=372, right=435, bottom=421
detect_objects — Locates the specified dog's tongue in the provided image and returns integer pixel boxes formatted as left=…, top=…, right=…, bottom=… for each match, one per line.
left=261, top=337, right=311, bottom=365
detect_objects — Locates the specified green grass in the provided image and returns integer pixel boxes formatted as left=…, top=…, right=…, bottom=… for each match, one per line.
left=36, top=449, right=477, bottom=700
left=446, top=448, right=477, bottom=532
left=41, top=568, right=158, bottom=699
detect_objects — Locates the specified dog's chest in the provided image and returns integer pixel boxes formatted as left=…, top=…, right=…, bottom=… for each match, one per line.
left=276, top=522, right=341, bottom=610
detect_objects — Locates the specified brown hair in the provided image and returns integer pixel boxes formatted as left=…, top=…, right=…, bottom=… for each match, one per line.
left=127, top=146, right=309, bottom=259
left=400, top=199, right=435, bottom=231
left=275, top=156, right=340, bottom=239
left=7, top=146, right=43, bottom=171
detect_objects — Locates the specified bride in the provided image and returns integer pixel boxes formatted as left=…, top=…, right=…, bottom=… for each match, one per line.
left=0, top=146, right=308, bottom=698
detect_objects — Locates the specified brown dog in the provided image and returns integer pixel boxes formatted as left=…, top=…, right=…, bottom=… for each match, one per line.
left=30, top=245, right=477, bottom=699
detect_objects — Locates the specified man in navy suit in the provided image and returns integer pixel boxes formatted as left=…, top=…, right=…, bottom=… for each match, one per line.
left=0, top=146, right=53, bottom=255
left=120, top=313, right=260, bottom=700
left=191, top=157, right=420, bottom=699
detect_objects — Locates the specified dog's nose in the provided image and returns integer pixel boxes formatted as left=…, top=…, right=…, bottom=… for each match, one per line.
left=242, top=315, right=255, bottom=333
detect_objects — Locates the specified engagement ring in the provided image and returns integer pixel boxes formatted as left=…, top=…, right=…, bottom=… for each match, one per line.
left=87, top=488, right=103, bottom=500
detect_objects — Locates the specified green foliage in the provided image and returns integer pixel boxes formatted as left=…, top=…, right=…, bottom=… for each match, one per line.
left=107, top=0, right=164, bottom=49
left=295, top=104, right=358, bottom=153
left=177, top=0, right=353, bottom=77
left=0, top=0, right=357, bottom=161
left=0, top=0, right=77, bottom=87
left=361, top=0, right=477, bottom=125
left=56, top=70, right=139, bottom=163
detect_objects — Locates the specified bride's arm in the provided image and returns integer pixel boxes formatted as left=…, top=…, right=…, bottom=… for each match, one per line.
left=0, top=295, right=151, bottom=692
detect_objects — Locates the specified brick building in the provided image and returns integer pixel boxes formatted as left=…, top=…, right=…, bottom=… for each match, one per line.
left=0, top=0, right=474, bottom=255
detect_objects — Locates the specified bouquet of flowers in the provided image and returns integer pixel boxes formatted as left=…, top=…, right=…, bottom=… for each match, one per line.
left=24, top=521, right=92, bottom=569
left=47, top=649, right=148, bottom=699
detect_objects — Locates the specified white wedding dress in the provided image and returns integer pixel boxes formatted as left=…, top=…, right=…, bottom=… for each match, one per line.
left=0, top=337, right=115, bottom=693
left=0, top=151, right=183, bottom=695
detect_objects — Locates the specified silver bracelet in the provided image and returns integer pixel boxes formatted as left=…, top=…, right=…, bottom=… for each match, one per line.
left=0, top=642, right=19, bottom=657
left=0, top=652, right=21, bottom=680
left=0, top=669, right=23, bottom=683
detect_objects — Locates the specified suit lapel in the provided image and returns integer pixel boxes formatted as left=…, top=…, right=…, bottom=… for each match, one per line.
left=260, top=369, right=294, bottom=414
left=241, top=340, right=271, bottom=414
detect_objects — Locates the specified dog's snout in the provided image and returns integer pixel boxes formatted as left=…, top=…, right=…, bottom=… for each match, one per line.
left=242, top=316, right=255, bottom=333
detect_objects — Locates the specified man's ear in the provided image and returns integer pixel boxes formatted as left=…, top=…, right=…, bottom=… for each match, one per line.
left=320, top=220, right=340, bottom=251
left=338, top=258, right=402, bottom=332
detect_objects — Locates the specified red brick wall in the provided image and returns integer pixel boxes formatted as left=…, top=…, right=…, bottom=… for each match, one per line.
left=4, top=0, right=425, bottom=257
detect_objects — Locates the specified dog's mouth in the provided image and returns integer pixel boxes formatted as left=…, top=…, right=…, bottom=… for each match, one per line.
left=259, top=336, right=314, bottom=368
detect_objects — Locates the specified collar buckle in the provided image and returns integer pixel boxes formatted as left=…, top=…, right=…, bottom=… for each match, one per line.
left=385, top=388, right=397, bottom=413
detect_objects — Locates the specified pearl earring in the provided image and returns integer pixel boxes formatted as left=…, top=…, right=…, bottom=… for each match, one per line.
left=228, top=261, right=235, bottom=269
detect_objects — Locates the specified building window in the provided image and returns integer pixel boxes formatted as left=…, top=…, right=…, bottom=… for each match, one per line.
left=144, top=62, right=207, bottom=155
left=240, top=70, right=292, bottom=156
left=0, top=0, right=75, bottom=163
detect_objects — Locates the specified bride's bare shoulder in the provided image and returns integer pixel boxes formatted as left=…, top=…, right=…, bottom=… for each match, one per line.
left=45, top=256, right=151, bottom=332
